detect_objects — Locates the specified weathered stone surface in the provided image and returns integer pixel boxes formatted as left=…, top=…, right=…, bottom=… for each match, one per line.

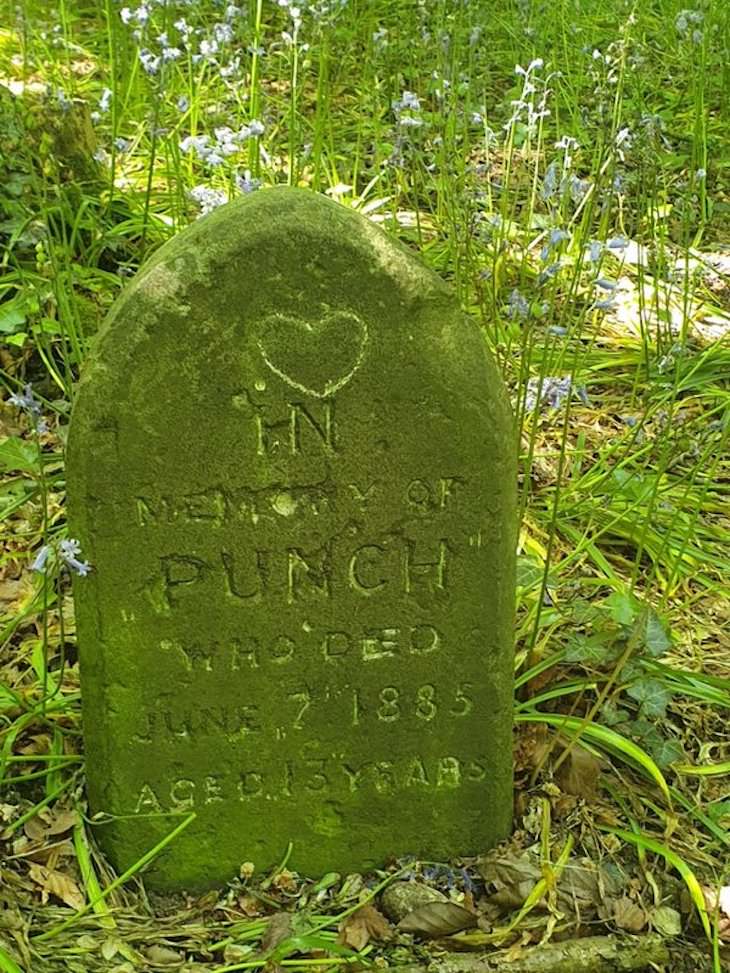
left=67, top=187, right=516, bottom=891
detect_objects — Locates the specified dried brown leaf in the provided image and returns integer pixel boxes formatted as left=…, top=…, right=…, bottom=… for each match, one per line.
left=397, top=901, right=477, bottom=938
left=28, top=862, right=85, bottom=910
left=555, top=745, right=603, bottom=798
left=261, top=912, right=294, bottom=953
left=238, top=893, right=263, bottom=917
left=338, top=903, right=392, bottom=951
left=701, top=885, right=730, bottom=941
left=613, top=895, right=647, bottom=932
left=381, top=881, right=447, bottom=921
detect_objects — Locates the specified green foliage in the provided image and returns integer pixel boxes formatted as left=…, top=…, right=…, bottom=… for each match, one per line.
left=560, top=590, right=683, bottom=766
left=0, top=0, right=727, bottom=964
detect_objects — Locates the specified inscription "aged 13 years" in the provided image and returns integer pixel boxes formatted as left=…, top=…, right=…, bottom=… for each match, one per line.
left=133, top=752, right=492, bottom=814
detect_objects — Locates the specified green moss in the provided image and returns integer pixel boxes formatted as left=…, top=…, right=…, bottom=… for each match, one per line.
left=67, top=188, right=516, bottom=891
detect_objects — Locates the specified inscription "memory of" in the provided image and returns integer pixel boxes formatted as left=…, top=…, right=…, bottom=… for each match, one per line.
left=134, top=475, right=464, bottom=528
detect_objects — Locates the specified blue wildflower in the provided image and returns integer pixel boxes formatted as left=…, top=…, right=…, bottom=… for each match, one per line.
left=31, top=545, right=52, bottom=573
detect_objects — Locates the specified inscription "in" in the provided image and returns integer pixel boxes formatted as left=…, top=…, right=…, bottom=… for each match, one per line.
left=255, top=401, right=336, bottom=456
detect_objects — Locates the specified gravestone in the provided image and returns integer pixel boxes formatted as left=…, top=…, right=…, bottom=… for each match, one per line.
left=67, top=187, right=516, bottom=891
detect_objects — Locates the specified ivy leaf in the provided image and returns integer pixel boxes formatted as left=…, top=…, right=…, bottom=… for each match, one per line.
left=600, top=699, right=630, bottom=726
left=0, top=437, right=40, bottom=473
left=649, top=737, right=685, bottom=769
left=643, top=609, right=672, bottom=657
left=0, top=300, right=26, bottom=334
left=566, top=633, right=622, bottom=665
left=605, top=590, right=638, bottom=627
left=627, top=677, right=672, bottom=718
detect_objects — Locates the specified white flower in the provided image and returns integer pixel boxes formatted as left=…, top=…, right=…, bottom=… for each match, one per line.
left=138, top=49, right=160, bottom=75
left=189, top=184, right=227, bottom=216
left=99, top=87, right=112, bottom=112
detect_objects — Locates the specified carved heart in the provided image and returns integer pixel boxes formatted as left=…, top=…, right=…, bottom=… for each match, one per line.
left=257, top=310, right=369, bottom=398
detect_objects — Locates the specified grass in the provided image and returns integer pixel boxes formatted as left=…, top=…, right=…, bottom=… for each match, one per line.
left=1, top=0, right=729, bottom=970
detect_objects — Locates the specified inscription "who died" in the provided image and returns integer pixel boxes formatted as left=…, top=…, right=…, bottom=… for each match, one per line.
left=159, top=621, right=443, bottom=673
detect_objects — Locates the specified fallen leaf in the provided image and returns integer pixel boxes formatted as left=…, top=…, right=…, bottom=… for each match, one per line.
left=338, top=903, right=392, bottom=951
left=238, top=892, right=263, bottom=916
left=261, top=913, right=294, bottom=954
left=479, top=848, right=625, bottom=919
left=25, top=807, right=78, bottom=842
left=701, top=885, right=730, bottom=941
left=555, top=745, right=603, bottom=798
left=651, top=905, right=682, bottom=936
left=613, top=895, right=647, bottom=932
left=514, top=723, right=549, bottom=774
left=101, top=939, right=123, bottom=961
left=47, top=809, right=79, bottom=835
left=397, top=902, right=477, bottom=938
left=144, top=944, right=183, bottom=965
left=381, top=880, right=447, bottom=921
left=28, top=863, right=85, bottom=910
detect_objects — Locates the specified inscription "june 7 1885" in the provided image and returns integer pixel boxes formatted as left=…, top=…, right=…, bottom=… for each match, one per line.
left=133, top=680, right=476, bottom=742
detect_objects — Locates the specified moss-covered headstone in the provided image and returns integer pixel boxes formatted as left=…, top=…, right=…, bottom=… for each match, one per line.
left=67, top=188, right=516, bottom=891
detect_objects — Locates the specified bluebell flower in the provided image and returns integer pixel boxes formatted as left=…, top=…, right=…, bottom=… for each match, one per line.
left=395, top=90, right=421, bottom=112
left=525, top=375, right=589, bottom=411
left=460, top=867, right=475, bottom=893
left=9, top=384, right=41, bottom=415
left=541, top=161, right=560, bottom=201
left=138, top=49, right=161, bottom=75
left=236, top=170, right=261, bottom=193
left=569, top=175, right=590, bottom=203
left=8, top=383, right=47, bottom=432
left=507, top=289, right=530, bottom=320
left=31, top=545, right=52, bottom=573
left=549, top=228, right=570, bottom=247
left=189, top=184, right=227, bottom=216
left=588, top=240, right=603, bottom=262
left=538, top=262, right=560, bottom=285
left=59, top=538, right=92, bottom=576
